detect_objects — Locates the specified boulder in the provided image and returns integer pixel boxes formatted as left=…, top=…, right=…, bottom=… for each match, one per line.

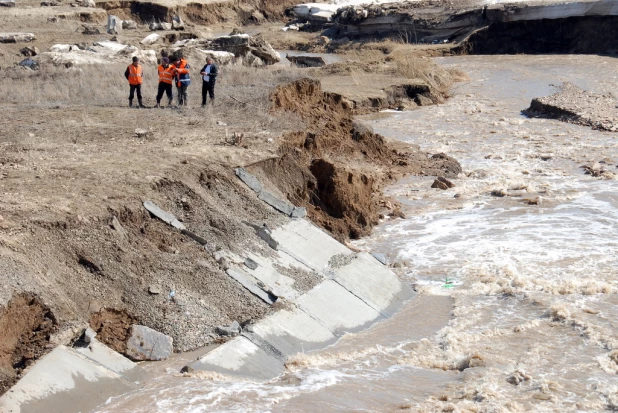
left=80, top=0, right=94, bottom=7
left=215, top=321, right=241, bottom=337
left=125, top=325, right=173, bottom=361
left=0, top=0, right=15, bottom=6
left=0, top=33, right=36, bottom=43
left=20, top=46, right=39, bottom=56
left=172, top=15, right=184, bottom=30
left=431, top=176, right=454, bottom=190
left=140, top=33, right=160, bottom=46
left=107, top=15, right=122, bottom=35
left=122, top=20, right=137, bottom=30
left=18, top=58, right=39, bottom=70
left=81, top=25, right=100, bottom=35
left=286, top=54, right=325, bottom=68
left=149, top=22, right=171, bottom=31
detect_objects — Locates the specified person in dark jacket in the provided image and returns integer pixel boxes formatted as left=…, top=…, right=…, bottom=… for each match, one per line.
left=200, top=57, right=218, bottom=107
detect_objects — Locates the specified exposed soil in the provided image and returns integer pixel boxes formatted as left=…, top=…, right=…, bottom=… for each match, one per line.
left=249, top=78, right=461, bottom=241
left=0, top=293, right=57, bottom=396
left=89, top=308, right=137, bottom=353
left=523, top=82, right=618, bottom=132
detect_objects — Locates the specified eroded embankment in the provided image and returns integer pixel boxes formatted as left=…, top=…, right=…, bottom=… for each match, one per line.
left=98, top=0, right=299, bottom=25
left=0, top=76, right=460, bottom=397
left=249, top=78, right=460, bottom=241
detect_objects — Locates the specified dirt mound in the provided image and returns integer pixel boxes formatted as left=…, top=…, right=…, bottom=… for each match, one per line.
left=89, top=308, right=136, bottom=353
left=0, top=293, right=57, bottom=396
left=523, top=82, right=618, bottom=132
left=249, top=78, right=461, bottom=241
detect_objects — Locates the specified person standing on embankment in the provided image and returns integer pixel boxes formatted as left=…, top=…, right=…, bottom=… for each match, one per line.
left=200, top=57, right=218, bottom=107
left=172, top=53, right=191, bottom=107
left=155, top=57, right=174, bottom=108
left=124, top=56, right=145, bottom=108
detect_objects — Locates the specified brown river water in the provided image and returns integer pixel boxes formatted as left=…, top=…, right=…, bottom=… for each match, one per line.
left=95, top=55, right=618, bottom=412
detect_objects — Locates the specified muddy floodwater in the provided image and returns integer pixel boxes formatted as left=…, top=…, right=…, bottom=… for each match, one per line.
left=96, top=55, right=618, bottom=412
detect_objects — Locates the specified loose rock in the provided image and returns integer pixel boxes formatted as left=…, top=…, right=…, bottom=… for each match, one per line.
left=125, top=325, right=173, bottom=361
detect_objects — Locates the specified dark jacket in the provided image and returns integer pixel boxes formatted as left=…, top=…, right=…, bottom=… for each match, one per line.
left=200, top=63, right=218, bottom=82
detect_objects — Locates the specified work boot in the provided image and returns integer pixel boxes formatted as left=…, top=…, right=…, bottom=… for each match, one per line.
left=129, top=99, right=133, bottom=107
left=154, top=102, right=160, bottom=108
left=168, top=98, right=173, bottom=107
left=138, top=98, right=146, bottom=108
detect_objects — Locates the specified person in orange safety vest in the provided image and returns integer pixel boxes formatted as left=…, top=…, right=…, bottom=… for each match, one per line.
left=124, top=56, right=145, bottom=108
left=171, top=54, right=190, bottom=106
left=155, top=57, right=174, bottom=108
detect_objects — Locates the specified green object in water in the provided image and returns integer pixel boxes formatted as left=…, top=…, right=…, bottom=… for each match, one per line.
left=442, top=277, right=455, bottom=289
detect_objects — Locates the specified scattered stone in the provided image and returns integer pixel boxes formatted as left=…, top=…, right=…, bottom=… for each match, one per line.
left=122, top=20, right=137, bottom=30
left=18, top=58, right=39, bottom=70
left=215, top=320, right=241, bottom=337
left=40, top=1, right=60, bottom=6
left=47, top=16, right=59, bottom=23
left=148, top=285, right=162, bottom=295
left=140, top=33, right=160, bottom=46
left=149, top=22, right=172, bottom=31
left=491, top=188, right=507, bottom=197
left=415, top=94, right=434, bottom=106
left=180, top=365, right=194, bottom=374
left=539, top=154, right=553, bottom=161
left=81, top=25, right=100, bottom=35
left=244, top=258, right=258, bottom=270
left=134, top=128, right=153, bottom=138
left=110, top=215, right=127, bottom=238
left=125, top=325, right=173, bottom=361
left=20, top=46, right=39, bottom=56
left=0, top=0, right=15, bottom=6
left=431, top=176, right=454, bottom=190
left=107, top=15, right=122, bottom=35
left=290, top=206, right=307, bottom=219
left=286, top=54, right=325, bottom=68
left=80, top=0, right=94, bottom=7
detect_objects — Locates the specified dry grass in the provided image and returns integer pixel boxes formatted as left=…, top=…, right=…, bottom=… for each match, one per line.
left=0, top=63, right=305, bottom=134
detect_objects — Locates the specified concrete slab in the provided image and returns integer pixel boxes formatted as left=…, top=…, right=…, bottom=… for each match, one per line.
left=258, top=190, right=295, bottom=216
left=244, top=249, right=316, bottom=300
left=188, top=336, right=284, bottom=380
left=226, top=267, right=276, bottom=305
left=143, top=200, right=185, bottom=230
left=271, top=219, right=351, bottom=272
left=248, top=307, right=337, bottom=356
left=0, top=346, right=137, bottom=413
left=235, top=167, right=263, bottom=193
left=73, top=338, right=145, bottom=383
left=295, top=280, right=383, bottom=336
left=332, top=252, right=415, bottom=317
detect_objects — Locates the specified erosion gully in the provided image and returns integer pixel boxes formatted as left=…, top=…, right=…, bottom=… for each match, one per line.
left=95, top=55, right=618, bottom=412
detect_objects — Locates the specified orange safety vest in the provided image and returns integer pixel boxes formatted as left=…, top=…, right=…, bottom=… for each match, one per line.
left=173, top=58, right=190, bottom=87
left=127, top=64, right=143, bottom=86
left=158, top=64, right=174, bottom=85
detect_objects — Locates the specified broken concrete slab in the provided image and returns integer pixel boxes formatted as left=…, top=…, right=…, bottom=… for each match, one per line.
left=242, top=251, right=306, bottom=300
left=215, top=321, right=241, bottom=337
left=73, top=329, right=145, bottom=383
left=271, top=219, right=351, bottom=272
left=286, top=54, right=326, bottom=67
left=125, top=325, right=173, bottom=361
left=291, top=206, right=307, bottom=219
left=0, top=345, right=138, bottom=413
left=258, top=190, right=295, bottom=216
left=371, top=252, right=387, bottom=265
left=244, top=257, right=258, bottom=270
left=143, top=200, right=185, bottom=230
left=226, top=267, right=276, bottom=305
left=295, top=280, right=383, bottom=336
left=332, top=252, right=416, bottom=317
left=187, top=336, right=284, bottom=380
left=235, top=167, right=263, bottom=193
left=247, top=306, right=336, bottom=357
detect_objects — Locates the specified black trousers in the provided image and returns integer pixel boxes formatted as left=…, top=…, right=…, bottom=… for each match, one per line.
left=156, top=82, right=173, bottom=103
left=202, top=80, right=215, bottom=105
left=177, top=84, right=189, bottom=106
left=129, top=84, right=142, bottom=101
